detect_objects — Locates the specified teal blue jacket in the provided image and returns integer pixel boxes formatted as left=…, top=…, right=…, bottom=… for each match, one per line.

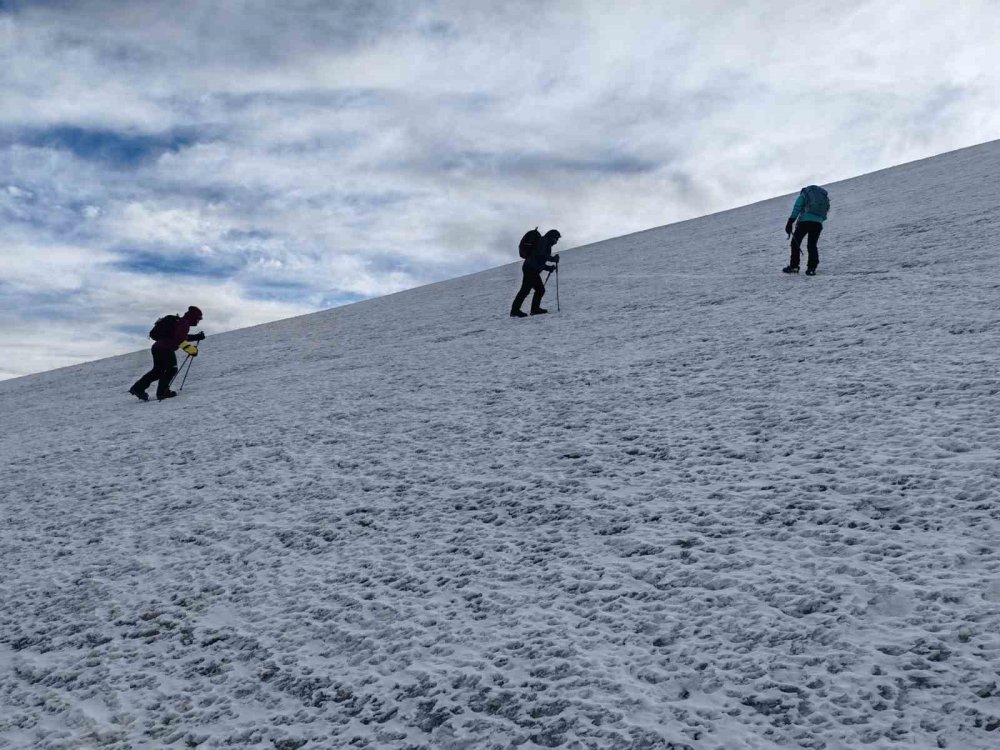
left=789, top=190, right=827, bottom=224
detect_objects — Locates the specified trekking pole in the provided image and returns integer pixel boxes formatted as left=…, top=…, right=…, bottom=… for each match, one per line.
left=178, top=355, right=194, bottom=391
left=177, top=340, right=201, bottom=391
left=168, top=354, right=191, bottom=389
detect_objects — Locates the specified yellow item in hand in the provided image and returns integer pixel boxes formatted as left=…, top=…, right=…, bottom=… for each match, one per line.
left=181, top=343, right=199, bottom=356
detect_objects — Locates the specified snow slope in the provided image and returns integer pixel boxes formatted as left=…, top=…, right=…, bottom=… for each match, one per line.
left=3, top=140, right=1000, bottom=750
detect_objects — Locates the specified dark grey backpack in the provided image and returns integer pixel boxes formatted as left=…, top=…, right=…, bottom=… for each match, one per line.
left=519, top=227, right=541, bottom=259
left=149, top=314, right=181, bottom=341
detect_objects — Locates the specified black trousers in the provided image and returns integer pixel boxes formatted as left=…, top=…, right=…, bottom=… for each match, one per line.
left=132, top=346, right=177, bottom=398
left=512, top=269, right=546, bottom=312
left=790, top=220, right=823, bottom=270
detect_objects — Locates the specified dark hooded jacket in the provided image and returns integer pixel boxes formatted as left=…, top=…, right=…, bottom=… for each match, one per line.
left=152, top=310, right=201, bottom=351
left=523, top=230, right=559, bottom=273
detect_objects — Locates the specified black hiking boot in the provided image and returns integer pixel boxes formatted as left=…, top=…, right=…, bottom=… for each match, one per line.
left=805, top=268, right=816, bottom=276
left=782, top=266, right=799, bottom=274
left=129, top=386, right=149, bottom=401
left=530, top=308, right=548, bottom=315
left=158, top=390, right=177, bottom=401
left=510, top=309, right=528, bottom=318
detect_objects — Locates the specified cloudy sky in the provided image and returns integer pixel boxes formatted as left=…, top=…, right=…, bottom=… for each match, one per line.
left=2, top=0, right=999, bottom=380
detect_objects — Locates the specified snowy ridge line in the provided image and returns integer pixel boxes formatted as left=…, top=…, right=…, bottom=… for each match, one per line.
left=2, top=140, right=1000, bottom=748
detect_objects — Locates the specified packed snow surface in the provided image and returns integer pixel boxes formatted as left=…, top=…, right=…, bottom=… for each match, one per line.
left=3, top=141, right=1000, bottom=749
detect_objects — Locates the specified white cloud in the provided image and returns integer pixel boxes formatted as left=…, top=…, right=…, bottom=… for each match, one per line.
left=106, top=201, right=227, bottom=246
left=0, top=241, right=114, bottom=291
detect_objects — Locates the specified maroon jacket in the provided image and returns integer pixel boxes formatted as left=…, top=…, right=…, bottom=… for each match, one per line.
left=152, top=314, right=195, bottom=351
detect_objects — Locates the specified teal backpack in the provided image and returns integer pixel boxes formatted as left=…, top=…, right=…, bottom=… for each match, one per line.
left=801, top=185, right=830, bottom=220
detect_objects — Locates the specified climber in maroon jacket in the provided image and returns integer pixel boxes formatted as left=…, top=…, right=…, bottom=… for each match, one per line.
left=129, top=306, right=204, bottom=401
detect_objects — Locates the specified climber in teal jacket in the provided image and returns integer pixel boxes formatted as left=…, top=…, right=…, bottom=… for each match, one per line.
left=783, top=185, right=830, bottom=276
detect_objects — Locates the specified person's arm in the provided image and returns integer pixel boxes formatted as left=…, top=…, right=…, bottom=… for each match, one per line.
left=789, top=191, right=805, bottom=221
left=187, top=331, right=205, bottom=341
left=785, top=191, right=805, bottom=234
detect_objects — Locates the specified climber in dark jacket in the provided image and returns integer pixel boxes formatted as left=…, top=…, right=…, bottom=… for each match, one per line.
left=129, top=306, right=205, bottom=401
left=510, top=229, right=560, bottom=317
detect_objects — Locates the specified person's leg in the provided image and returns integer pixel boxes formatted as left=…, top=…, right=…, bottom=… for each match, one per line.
left=131, top=347, right=160, bottom=395
left=511, top=269, right=535, bottom=313
left=805, top=222, right=823, bottom=271
left=529, top=272, right=547, bottom=312
left=153, top=349, right=178, bottom=399
left=789, top=222, right=808, bottom=269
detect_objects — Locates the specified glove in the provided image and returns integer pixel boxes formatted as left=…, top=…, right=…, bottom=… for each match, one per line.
left=189, top=332, right=205, bottom=341
left=552, top=253, right=560, bottom=264
left=544, top=264, right=556, bottom=273
left=784, top=219, right=795, bottom=235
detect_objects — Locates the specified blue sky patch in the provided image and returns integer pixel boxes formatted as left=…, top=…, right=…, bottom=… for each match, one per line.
left=5, top=287, right=87, bottom=321
left=17, top=126, right=200, bottom=167
left=214, top=88, right=388, bottom=112
left=112, top=249, right=242, bottom=279
left=223, top=228, right=277, bottom=242
left=430, top=150, right=659, bottom=177
left=115, top=324, right=152, bottom=338
left=245, top=279, right=317, bottom=305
